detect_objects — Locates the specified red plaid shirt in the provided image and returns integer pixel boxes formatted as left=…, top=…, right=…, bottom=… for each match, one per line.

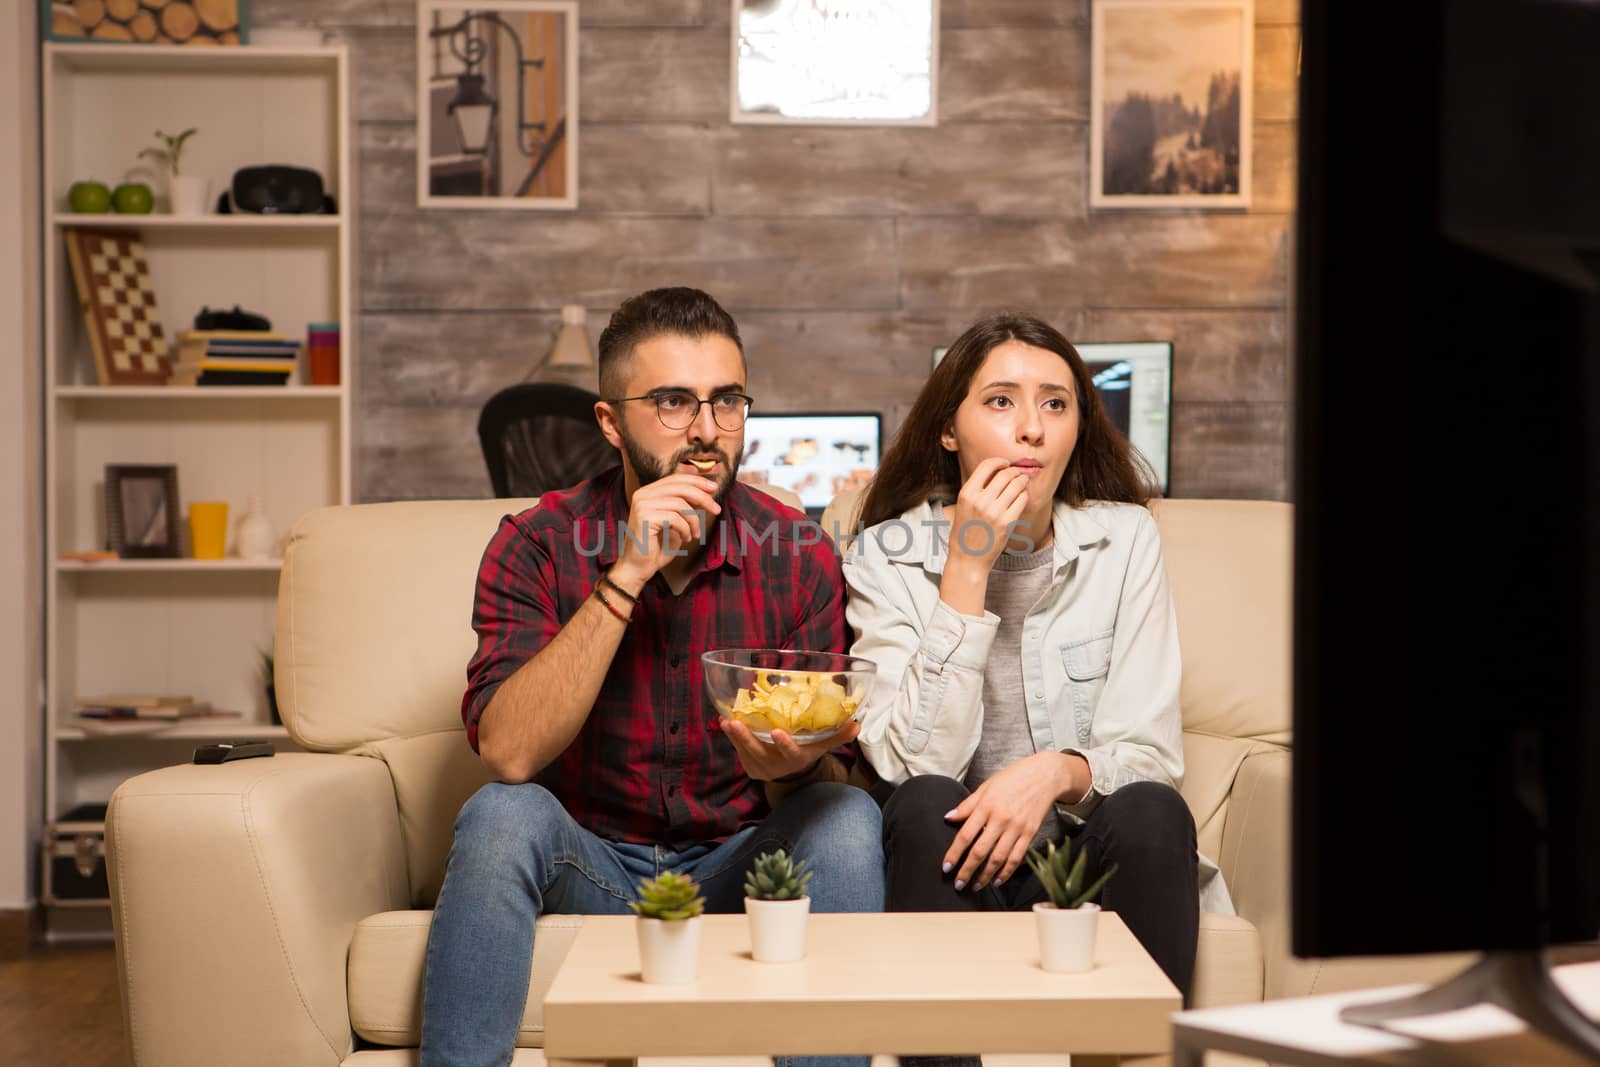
left=462, top=468, right=848, bottom=846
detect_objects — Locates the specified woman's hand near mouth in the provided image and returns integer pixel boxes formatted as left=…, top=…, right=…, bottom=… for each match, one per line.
left=939, top=456, right=1031, bottom=617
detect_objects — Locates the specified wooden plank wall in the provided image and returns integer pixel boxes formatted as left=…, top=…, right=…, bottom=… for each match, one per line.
left=254, top=0, right=1300, bottom=502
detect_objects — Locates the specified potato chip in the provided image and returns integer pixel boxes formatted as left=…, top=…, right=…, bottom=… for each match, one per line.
left=726, top=669, right=860, bottom=737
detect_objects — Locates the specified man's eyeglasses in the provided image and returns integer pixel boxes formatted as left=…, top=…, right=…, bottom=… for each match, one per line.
left=609, top=390, right=754, bottom=431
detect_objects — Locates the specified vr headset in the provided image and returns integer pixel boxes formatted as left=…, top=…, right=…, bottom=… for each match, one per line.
left=217, top=165, right=337, bottom=215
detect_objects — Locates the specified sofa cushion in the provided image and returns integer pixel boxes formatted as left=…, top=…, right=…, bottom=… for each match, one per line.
left=349, top=911, right=584, bottom=1048
left=1192, top=912, right=1264, bottom=1007
left=279, top=499, right=540, bottom=751
left=1180, top=731, right=1285, bottom=869
left=366, top=732, right=492, bottom=907
left=1149, top=499, right=1293, bottom=745
left=820, top=487, right=865, bottom=545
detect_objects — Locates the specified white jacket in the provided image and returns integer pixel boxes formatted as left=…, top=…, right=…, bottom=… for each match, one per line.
left=842, top=497, right=1231, bottom=913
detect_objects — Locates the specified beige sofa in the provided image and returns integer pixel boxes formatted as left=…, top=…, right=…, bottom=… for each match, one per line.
left=106, top=491, right=1463, bottom=1066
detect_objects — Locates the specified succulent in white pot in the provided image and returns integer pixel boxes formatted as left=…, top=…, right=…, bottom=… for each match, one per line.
left=1026, top=839, right=1117, bottom=973
left=743, top=848, right=813, bottom=962
left=631, top=871, right=705, bottom=985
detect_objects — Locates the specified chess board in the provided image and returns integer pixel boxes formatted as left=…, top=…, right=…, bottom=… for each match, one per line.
left=64, top=229, right=170, bottom=386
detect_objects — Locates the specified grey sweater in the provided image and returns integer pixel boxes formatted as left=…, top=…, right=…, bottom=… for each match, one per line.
left=963, top=541, right=1063, bottom=849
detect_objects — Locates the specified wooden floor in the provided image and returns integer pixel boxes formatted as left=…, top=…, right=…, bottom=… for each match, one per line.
left=0, top=942, right=126, bottom=1067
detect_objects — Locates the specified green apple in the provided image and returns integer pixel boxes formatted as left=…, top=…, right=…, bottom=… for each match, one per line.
left=112, top=182, right=154, bottom=214
left=68, top=180, right=111, bottom=214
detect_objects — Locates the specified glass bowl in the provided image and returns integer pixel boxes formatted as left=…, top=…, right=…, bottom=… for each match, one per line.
left=702, top=649, right=876, bottom=744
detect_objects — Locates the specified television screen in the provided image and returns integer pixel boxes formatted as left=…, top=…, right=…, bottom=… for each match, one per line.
left=1293, top=0, right=1599, bottom=963
left=738, top=411, right=883, bottom=516
left=934, top=340, right=1173, bottom=493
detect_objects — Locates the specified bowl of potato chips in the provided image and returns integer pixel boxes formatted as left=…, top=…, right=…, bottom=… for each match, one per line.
left=702, top=649, right=876, bottom=744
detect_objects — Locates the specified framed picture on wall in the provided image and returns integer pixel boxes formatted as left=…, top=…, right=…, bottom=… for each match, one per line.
left=730, top=0, right=939, bottom=126
left=105, top=464, right=180, bottom=559
left=1090, top=0, right=1253, bottom=209
left=416, top=0, right=579, bottom=210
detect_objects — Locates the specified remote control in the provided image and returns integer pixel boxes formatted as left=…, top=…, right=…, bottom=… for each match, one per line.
left=192, top=741, right=276, bottom=764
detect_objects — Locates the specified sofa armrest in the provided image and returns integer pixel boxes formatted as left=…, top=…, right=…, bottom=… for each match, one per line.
left=1220, top=747, right=1474, bottom=1001
left=1218, top=747, right=1293, bottom=995
left=108, top=752, right=410, bottom=1067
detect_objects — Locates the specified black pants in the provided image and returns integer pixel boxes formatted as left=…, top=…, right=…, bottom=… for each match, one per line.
left=884, top=775, right=1201, bottom=1067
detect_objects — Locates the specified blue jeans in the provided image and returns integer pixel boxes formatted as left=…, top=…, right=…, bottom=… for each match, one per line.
left=421, top=780, right=884, bottom=1067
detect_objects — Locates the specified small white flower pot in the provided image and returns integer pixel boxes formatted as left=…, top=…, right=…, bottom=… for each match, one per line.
left=636, top=916, right=700, bottom=985
left=1034, top=901, right=1100, bottom=973
left=169, top=175, right=208, bottom=216
left=745, top=896, right=810, bottom=962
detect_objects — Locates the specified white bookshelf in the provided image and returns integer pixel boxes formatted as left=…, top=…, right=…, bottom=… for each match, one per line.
left=40, top=43, right=353, bottom=854
left=56, top=384, right=343, bottom=399
left=57, top=723, right=292, bottom=743
left=52, top=212, right=341, bottom=230
left=54, top=559, right=284, bottom=573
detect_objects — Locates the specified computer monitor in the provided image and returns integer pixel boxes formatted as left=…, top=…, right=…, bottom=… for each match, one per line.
left=738, top=411, right=883, bottom=516
left=933, top=340, right=1174, bottom=493
left=1075, top=341, right=1173, bottom=495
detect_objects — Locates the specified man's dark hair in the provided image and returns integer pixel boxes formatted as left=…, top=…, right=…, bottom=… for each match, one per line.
left=597, top=287, right=744, bottom=400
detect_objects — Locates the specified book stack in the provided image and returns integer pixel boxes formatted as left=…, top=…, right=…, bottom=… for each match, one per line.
left=169, top=330, right=301, bottom=386
left=75, top=694, right=214, bottom=720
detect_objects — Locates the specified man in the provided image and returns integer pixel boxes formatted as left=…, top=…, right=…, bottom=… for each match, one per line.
left=421, top=287, right=882, bottom=1067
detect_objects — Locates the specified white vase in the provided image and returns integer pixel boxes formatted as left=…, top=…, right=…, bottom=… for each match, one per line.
left=169, top=175, right=208, bottom=216
left=235, top=497, right=277, bottom=560
left=1034, top=901, right=1100, bottom=973
left=636, top=916, right=700, bottom=985
left=744, top=896, right=810, bottom=962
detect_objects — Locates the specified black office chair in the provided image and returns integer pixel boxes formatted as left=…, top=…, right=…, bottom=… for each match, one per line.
left=476, top=382, right=617, bottom=498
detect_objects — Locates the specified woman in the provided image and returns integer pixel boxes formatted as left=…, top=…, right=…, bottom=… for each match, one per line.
left=844, top=314, right=1228, bottom=1057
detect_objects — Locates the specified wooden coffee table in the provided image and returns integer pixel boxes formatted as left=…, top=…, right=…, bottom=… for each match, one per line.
left=542, top=911, right=1180, bottom=1066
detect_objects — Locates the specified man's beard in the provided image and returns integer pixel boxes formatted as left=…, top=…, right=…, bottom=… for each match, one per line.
left=619, top=429, right=743, bottom=504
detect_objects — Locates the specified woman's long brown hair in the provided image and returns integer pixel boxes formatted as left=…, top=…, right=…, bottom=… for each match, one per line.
left=858, top=312, right=1159, bottom=530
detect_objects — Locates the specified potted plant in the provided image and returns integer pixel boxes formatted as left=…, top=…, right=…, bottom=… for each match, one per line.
left=631, top=871, right=705, bottom=984
left=743, top=848, right=813, bottom=962
left=138, top=128, right=205, bottom=216
left=1026, top=839, right=1117, bottom=973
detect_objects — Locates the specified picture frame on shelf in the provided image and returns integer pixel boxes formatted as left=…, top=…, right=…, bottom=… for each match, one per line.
left=416, top=0, right=579, bottom=210
left=41, top=0, right=251, bottom=45
left=1090, top=0, right=1253, bottom=209
left=105, top=464, right=180, bottom=559
left=730, top=0, right=939, bottom=126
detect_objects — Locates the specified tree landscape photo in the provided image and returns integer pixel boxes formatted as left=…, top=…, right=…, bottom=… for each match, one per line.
left=1100, top=5, right=1245, bottom=199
